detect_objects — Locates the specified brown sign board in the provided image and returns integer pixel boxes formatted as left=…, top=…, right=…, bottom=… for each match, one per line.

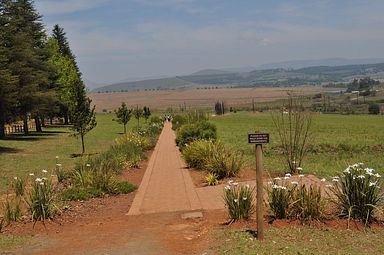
left=248, top=133, right=269, bottom=144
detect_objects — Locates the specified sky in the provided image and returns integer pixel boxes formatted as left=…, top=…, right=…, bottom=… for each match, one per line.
left=35, top=0, right=384, bottom=85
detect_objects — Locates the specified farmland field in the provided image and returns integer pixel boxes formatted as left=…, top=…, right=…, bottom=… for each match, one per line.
left=0, top=113, right=137, bottom=193
left=210, top=112, right=384, bottom=178
left=89, top=86, right=334, bottom=112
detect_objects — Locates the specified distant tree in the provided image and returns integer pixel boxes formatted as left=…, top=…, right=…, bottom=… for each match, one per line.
left=214, top=101, right=225, bottom=115
left=114, top=102, right=132, bottom=134
left=143, top=106, right=151, bottom=123
left=133, top=105, right=143, bottom=129
left=368, top=103, right=380, bottom=115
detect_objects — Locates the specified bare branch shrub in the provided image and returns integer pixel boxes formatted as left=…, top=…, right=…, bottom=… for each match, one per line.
left=272, top=96, right=313, bottom=173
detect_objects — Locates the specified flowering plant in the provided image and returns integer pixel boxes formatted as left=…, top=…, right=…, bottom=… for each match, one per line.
left=331, top=163, right=382, bottom=224
left=223, top=181, right=255, bottom=221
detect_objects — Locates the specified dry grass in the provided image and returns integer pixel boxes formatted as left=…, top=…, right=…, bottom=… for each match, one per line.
left=89, top=87, right=332, bottom=112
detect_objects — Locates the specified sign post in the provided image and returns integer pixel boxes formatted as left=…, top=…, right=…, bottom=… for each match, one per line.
left=248, top=132, right=269, bottom=240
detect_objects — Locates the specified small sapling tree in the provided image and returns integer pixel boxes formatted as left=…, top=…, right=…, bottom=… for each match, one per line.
left=272, top=95, right=313, bottom=173
left=133, top=105, right=143, bottom=129
left=71, top=90, right=97, bottom=154
left=114, top=102, right=132, bottom=134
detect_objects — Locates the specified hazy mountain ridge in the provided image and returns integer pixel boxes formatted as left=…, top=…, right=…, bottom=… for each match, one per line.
left=91, top=62, right=384, bottom=93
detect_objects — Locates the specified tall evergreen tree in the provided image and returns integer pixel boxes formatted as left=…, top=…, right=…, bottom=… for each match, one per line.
left=2, top=0, right=49, bottom=134
left=114, top=102, right=132, bottom=134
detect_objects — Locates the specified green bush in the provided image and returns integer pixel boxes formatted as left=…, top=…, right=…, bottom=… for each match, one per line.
left=331, top=163, right=382, bottom=224
left=368, top=103, right=380, bottom=115
left=183, top=140, right=216, bottom=169
left=59, top=187, right=104, bottom=201
left=172, top=114, right=187, bottom=130
left=3, top=198, right=21, bottom=224
left=224, top=182, right=255, bottom=221
left=204, top=142, right=244, bottom=179
left=175, top=121, right=217, bottom=149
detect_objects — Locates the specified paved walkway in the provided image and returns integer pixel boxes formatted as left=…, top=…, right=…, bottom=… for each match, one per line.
left=128, top=122, right=202, bottom=215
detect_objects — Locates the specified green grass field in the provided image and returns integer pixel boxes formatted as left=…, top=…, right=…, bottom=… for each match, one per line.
left=210, top=112, right=384, bottom=178
left=212, top=226, right=384, bottom=255
left=0, top=113, right=139, bottom=193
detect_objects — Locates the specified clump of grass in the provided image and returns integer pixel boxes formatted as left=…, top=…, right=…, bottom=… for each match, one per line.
left=176, top=121, right=217, bottom=149
left=2, top=198, right=22, bottom=224
left=223, top=181, right=255, bottom=221
left=206, top=173, right=219, bottom=186
left=12, top=177, right=25, bottom=197
left=290, top=183, right=325, bottom=222
left=112, top=181, right=136, bottom=194
left=267, top=177, right=295, bottom=219
left=331, top=163, right=382, bottom=225
left=25, top=177, right=58, bottom=222
left=183, top=140, right=215, bottom=169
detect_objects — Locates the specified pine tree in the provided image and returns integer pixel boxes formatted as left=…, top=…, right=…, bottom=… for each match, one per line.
left=143, top=106, right=151, bottom=123
left=2, top=0, right=49, bottom=134
left=133, top=105, right=143, bottom=129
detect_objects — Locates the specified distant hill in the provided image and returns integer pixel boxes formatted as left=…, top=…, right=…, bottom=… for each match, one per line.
left=258, top=58, right=384, bottom=70
left=91, top=62, right=384, bottom=93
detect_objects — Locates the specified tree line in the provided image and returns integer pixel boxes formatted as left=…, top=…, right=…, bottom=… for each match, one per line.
left=0, top=0, right=96, bottom=153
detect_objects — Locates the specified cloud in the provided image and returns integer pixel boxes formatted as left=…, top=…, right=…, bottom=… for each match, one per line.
left=35, top=0, right=111, bottom=15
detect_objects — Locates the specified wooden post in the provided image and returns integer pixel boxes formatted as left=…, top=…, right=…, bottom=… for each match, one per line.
left=255, top=143, right=264, bottom=240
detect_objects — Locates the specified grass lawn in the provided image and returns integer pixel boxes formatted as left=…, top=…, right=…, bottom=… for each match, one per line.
left=0, top=113, right=140, bottom=193
left=210, top=112, right=384, bottom=178
left=212, top=226, right=384, bottom=255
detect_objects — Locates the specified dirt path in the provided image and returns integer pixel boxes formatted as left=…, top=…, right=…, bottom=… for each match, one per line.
left=7, top=122, right=213, bottom=255
left=128, top=121, right=201, bottom=215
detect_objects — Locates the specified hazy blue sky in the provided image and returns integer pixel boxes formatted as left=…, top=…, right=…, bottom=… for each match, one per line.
left=35, top=0, right=384, bottom=84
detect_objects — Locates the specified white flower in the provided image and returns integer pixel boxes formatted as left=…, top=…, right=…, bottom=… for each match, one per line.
left=42, top=169, right=48, bottom=173
left=40, top=182, right=44, bottom=186
left=42, top=177, right=48, bottom=180
left=224, top=185, right=231, bottom=190
left=14, top=177, right=18, bottom=180
left=369, top=181, right=377, bottom=187
left=285, top=173, right=292, bottom=177
left=299, top=174, right=304, bottom=178
left=292, top=161, right=296, bottom=164
left=234, top=199, right=238, bottom=203
left=291, top=181, right=299, bottom=185
left=283, top=176, right=290, bottom=180
left=55, top=156, right=59, bottom=159
left=232, top=182, right=239, bottom=186
left=272, top=184, right=279, bottom=189
left=321, top=178, right=326, bottom=182
left=29, top=173, right=35, bottom=176
left=228, top=180, right=234, bottom=185
left=357, top=175, right=365, bottom=179
left=56, top=163, right=62, bottom=167
left=242, top=197, right=247, bottom=201
left=274, top=177, right=281, bottom=180
left=86, top=163, right=91, bottom=167
left=296, top=167, right=303, bottom=171
left=332, top=178, right=339, bottom=182
left=245, top=184, right=250, bottom=188
left=267, top=181, right=273, bottom=185
left=280, top=186, right=287, bottom=190
left=344, top=168, right=351, bottom=174
left=35, top=178, right=42, bottom=182
left=325, top=184, right=333, bottom=188
left=374, top=173, right=381, bottom=178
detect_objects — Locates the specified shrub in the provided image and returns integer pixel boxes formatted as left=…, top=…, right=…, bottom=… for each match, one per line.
left=116, top=131, right=153, bottom=151
left=176, top=121, right=217, bottom=149
left=224, top=181, right=255, bottom=221
left=368, top=103, right=380, bottom=115
left=267, top=178, right=295, bottom=219
left=290, top=184, right=325, bottom=222
left=206, top=173, right=219, bottom=186
left=55, top=165, right=70, bottom=184
left=183, top=140, right=216, bottom=169
left=12, top=177, right=25, bottom=197
left=59, top=187, right=104, bottom=201
left=204, top=143, right=244, bottom=179
left=71, top=161, right=92, bottom=188
left=331, top=163, right=382, bottom=224
left=172, top=114, right=187, bottom=130
left=26, top=177, right=57, bottom=221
